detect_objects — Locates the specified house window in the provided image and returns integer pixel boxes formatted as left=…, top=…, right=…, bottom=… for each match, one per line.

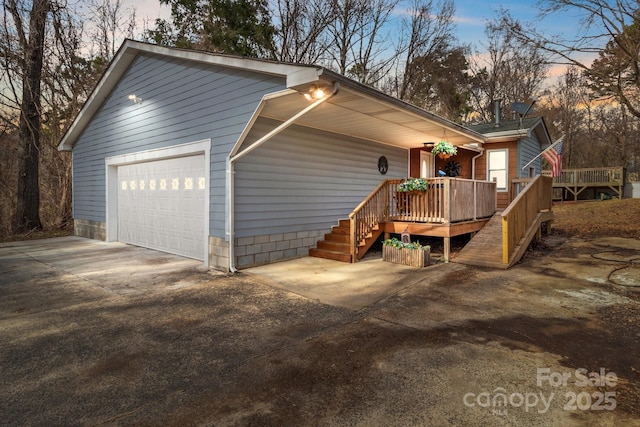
left=487, top=149, right=508, bottom=191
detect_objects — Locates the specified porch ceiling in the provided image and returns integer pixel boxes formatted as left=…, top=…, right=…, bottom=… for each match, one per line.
left=258, top=85, right=484, bottom=150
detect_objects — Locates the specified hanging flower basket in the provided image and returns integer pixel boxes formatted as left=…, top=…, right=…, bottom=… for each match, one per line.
left=431, top=140, right=457, bottom=158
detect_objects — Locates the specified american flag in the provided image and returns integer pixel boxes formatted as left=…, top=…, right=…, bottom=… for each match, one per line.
left=542, top=139, right=563, bottom=177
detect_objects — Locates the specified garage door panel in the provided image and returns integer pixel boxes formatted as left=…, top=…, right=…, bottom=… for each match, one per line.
left=117, top=155, right=205, bottom=260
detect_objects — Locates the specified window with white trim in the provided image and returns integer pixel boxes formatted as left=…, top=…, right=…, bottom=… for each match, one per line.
left=487, top=149, right=508, bottom=191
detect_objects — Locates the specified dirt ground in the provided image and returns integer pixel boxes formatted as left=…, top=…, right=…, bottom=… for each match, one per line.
left=1, top=200, right=640, bottom=426
left=552, top=198, right=640, bottom=239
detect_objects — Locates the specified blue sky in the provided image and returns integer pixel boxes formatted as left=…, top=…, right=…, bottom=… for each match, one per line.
left=453, top=0, right=598, bottom=49
left=124, top=0, right=597, bottom=70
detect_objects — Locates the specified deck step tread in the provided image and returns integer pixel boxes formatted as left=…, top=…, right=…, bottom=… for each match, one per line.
left=309, top=248, right=352, bottom=263
left=316, top=240, right=350, bottom=253
left=325, top=233, right=350, bottom=243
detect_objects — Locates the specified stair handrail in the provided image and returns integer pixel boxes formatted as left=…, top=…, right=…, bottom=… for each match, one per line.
left=501, top=174, right=553, bottom=264
left=348, top=180, right=393, bottom=262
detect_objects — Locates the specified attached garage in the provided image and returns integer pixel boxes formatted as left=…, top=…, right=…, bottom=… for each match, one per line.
left=60, top=40, right=488, bottom=271
left=105, top=140, right=211, bottom=265
left=117, top=155, right=206, bottom=260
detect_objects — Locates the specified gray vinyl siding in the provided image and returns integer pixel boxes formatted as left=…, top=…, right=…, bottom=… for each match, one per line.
left=71, top=53, right=286, bottom=238
left=519, top=134, right=542, bottom=177
left=234, top=118, right=408, bottom=237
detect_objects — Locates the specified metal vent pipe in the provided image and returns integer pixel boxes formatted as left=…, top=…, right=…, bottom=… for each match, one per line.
left=494, top=99, right=502, bottom=128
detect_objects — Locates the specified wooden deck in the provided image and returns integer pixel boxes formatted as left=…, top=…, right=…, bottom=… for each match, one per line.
left=310, top=178, right=497, bottom=263
left=542, top=167, right=625, bottom=201
left=381, top=218, right=491, bottom=262
left=311, top=175, right=554, bottom=268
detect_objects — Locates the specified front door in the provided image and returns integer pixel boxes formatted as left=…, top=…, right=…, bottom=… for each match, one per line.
left=420, top=151, right=433, bottom=178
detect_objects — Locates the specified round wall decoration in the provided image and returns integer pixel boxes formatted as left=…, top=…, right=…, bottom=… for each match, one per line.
left=378, top=156, right=388, bottom=174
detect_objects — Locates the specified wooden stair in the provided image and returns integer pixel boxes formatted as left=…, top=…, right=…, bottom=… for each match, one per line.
left=452, top=212, right=506, bottom=269
left=309, top=219, right=382, bottom=263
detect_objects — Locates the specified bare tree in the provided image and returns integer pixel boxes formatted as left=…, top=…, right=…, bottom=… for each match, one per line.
left=468, top=15, right=550, bottom=123
left=538, top=67, right=591, bottom=167
left=346, top=0, right=399, bottom=85
left=395, top=0, right=455, bottom=98
left=324, top=0, right=399, bottom=85
left=3, top=0, right=50, bottom=232
left=0, top=0, right=138, bottom=236
left=539, top=65, right=640, bottom=171
left=271, top=0, right=334, bottom=64
left=385, top=0, right=471, bottom=120
left=87, top=0, right=136, bottom=59
left=500, top=0, right=640, bottom=119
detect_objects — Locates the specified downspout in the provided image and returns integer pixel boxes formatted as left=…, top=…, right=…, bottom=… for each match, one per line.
left=471, top=147, right=484, bottom=180
left=226, top=82, right=340, bottom=273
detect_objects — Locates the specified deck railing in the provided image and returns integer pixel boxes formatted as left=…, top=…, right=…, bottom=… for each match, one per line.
left=542, top=167, right=625, bottom=185
left=348, top=181, right=390, bottom=261
left=348, top=178, right=497, bottom=260
left=501, top=175, right=553, bottom=264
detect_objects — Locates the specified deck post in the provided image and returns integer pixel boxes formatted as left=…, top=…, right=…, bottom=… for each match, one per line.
left=501, top=215, right=509, bottom=265
left=384, top=182, right=390, bottom=222
left=444, top=237, right=450, bottom=263
left=349, top=216, right=356, bottom=263
left=443, top=178, right=451, bottom=223
left=473, top=180, right=477, bottom=220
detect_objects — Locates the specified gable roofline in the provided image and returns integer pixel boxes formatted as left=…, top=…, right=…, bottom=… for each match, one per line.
left=58, top=40, right=324, bottom=151
left=468, top=116, right=552, bottom=145
left=58, top=40, right=486, bottom=151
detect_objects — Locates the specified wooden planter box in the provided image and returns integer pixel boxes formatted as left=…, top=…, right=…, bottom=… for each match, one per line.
left=382, top=245, right=430, bottom=268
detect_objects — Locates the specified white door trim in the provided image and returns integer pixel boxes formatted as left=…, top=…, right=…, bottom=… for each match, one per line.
left=105, top=139, right=211, bottom=266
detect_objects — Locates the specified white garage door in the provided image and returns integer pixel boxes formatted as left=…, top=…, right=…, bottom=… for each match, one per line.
left=117, top=155, right=206, bottom=260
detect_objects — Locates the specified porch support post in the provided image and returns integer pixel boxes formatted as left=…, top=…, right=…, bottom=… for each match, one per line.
left=443, top=178, right=451, bottom=224
left=226, top=83, right=340, bottom=272
left=349, top=216, right=356, bottom=263
left=444, top=237, right=450, bottom=263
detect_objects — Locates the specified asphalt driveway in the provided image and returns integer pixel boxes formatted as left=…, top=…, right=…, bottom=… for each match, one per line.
left=1, top=236, right=639, bottom=426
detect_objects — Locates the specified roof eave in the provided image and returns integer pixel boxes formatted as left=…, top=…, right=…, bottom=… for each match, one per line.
left=315, top=70, right=486, bottom=145
left=58, top=40, right=323, bottom=151
left=482, top=129, right=530, bottom=142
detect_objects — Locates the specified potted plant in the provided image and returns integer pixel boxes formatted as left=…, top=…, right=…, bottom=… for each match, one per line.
left=382, top=237, right=430, bottom=267
left=431, top=140, right=457, bottom=159
left=397, top=177, right=428, bottom=193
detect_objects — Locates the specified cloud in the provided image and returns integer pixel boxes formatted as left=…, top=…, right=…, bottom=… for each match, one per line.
left=453, top=15, right=486, bottom=26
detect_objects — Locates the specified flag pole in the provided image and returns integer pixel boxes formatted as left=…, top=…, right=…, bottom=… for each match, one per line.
left=521, top=135, right=564, bottom=170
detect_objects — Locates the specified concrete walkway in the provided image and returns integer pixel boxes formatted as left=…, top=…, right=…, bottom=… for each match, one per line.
left=245, top=255, right=449, bottom=310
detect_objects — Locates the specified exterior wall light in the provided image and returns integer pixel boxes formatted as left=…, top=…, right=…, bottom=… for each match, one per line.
left=128, top=94, right=142, bottom=104
left=304, top=85, right=326, bottom=101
